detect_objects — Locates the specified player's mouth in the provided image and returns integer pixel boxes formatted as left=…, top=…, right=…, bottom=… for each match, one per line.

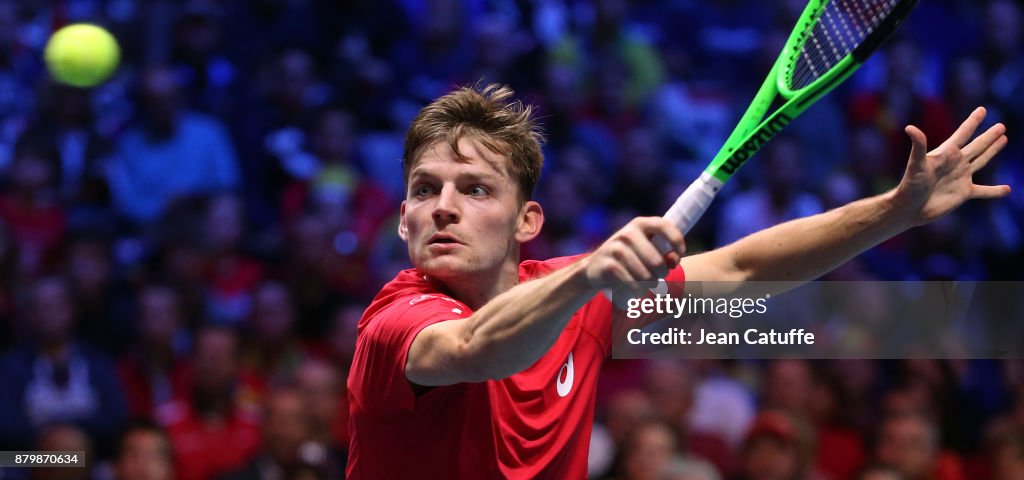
left=427, top=233, right=463, bottom=246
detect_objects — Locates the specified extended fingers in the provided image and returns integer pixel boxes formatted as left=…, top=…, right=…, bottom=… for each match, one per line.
left=947, top=106, right=988, bottom=148
left=963, top=122, right=1006, bottom=161
left=971, top=184, right=1012, bottom=199
left=970, top=133, right=1008, bottom=174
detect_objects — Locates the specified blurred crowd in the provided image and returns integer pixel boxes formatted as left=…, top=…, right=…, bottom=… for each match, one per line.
left=0, top=0, right=1021, bottom=479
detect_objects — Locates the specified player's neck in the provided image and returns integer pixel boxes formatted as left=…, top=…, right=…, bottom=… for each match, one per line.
left=427, top=259, right=520, bottom=310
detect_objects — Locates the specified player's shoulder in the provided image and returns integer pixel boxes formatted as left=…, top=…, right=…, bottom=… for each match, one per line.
left=360, top=269, right=469, bottom=338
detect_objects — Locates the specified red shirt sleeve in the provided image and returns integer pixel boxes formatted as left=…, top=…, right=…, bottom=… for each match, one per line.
left=349, top=295, right=470, bottom=417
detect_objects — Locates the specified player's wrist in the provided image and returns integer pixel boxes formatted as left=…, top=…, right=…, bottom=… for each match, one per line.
left=879, top=188, right=921, bottom=230
left=572, top=255, right=607, bottom=292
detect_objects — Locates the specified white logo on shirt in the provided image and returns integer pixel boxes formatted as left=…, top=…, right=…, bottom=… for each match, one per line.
left=556, top=352, right=574, bottom=397
left=409, top=294, right=460, bottom=306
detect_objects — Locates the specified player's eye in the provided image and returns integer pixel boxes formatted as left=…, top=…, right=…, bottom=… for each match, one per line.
left=413, top=184, right=435, bottom=197
left=467, top=185, right=490, bottom=197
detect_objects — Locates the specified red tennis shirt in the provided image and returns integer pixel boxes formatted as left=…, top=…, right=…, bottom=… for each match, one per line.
left=347, top=254, right=686, bottom=479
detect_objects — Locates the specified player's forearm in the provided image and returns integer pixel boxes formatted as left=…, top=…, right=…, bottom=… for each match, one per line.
left=460, top=260, right=598, bottom=380
left=725, top=189, right=912, bottom=282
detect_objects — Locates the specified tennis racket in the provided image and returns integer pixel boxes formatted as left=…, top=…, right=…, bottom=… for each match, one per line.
left=655, top=0, right=919, bottom=251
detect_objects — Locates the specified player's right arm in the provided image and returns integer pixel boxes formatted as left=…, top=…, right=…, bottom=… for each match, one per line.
left=405, top=217, right=686, bottom=387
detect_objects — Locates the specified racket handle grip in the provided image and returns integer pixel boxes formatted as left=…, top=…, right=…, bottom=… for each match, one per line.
left=653, top=173, right=723, bottom=253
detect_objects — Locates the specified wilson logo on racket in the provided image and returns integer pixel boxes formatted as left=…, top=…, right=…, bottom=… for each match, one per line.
left=721, top=113, right=792, bottom=175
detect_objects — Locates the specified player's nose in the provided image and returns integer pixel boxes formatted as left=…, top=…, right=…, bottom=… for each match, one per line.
left=432, top=185, right=460, bottom=223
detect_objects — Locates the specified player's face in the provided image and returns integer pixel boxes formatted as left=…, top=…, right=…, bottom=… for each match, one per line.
left=401, top=137, right=529, bottom=282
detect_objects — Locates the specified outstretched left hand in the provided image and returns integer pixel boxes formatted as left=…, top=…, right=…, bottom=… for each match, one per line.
left=895, top=106, right=1011, bottom=226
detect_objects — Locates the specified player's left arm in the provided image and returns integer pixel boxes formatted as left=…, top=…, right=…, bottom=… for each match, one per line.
left=681, top=107, right=1010, bottom=288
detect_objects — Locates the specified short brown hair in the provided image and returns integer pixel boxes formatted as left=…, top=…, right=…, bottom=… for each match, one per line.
left=403, top=84, right=545, bottom=200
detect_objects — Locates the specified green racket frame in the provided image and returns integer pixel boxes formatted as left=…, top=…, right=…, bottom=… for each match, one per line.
left=658, top=0, right=918, bottom=244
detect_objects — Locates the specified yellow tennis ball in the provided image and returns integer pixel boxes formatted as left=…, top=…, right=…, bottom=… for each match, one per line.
left=44, top=24, right=120, bottom=88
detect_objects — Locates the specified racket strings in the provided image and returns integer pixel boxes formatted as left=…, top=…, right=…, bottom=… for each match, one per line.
left=791, top=0, right=900, bottom=90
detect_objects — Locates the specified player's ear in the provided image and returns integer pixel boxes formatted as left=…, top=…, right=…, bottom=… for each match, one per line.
left=398, top=201, right=409, bottom=241
left=515, top=200, right=543, bottom=243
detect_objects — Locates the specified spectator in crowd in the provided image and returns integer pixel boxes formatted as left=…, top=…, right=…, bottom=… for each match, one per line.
left=66, top=231, right=132, bottom=355
left=760, top=360, right=815, bottom=415
left=0, top=276, right=126, bottom=455
left=31, top=423, right=93, bottom=480
left=240, top=280, right=307, bottom=388
left=296, top=359, right=348, bottom=470
left=113, top=421, right=175, bottom=480
left=152, top=198, right=210, bottom=330
left=807, top=367, right=869, bottom=480
left=105, top=65, right=240, bottom=225
left=0, top=139, right=66, bottom=276
left=874, top=411, right=965, bottom=480
left=117, top=283, right=189, bottom=420
left=685, top=360, right=755, bottom=450
left=737, top=411, right=822, bottom=480
left=19, top=83, right=112, bottom=207
left=644, top=360, right=734, bottom=476
left=642, top=362, right=692, bottom=436
left=283, top=213, right=345, bottom=337
left=616, top=419, right=686, bottom=480
left=603, top=389, right=657, bottom=456
left=203, top=193, right=264, bottom=326
left=220, top=386, right=323, bottom=480
left=159, top=326, right=260, bottom=480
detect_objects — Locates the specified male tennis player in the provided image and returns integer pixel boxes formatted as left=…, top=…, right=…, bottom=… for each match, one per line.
left=346, top=84, right=1009, bottom=479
